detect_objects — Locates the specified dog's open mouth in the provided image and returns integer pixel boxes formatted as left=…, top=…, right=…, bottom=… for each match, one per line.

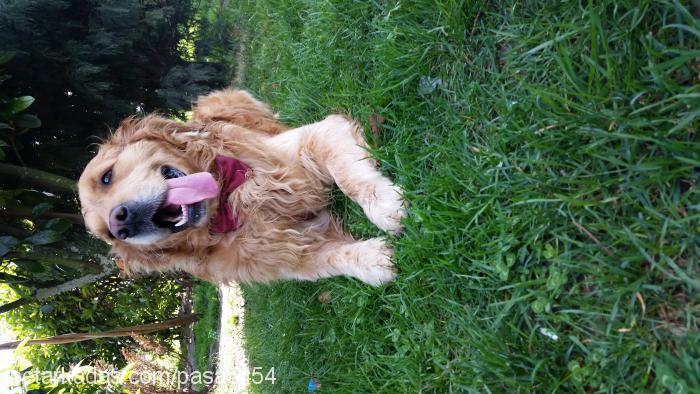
left=153, top=201, right=205, bottom=233
left=152, top=166, right=219, bottom=233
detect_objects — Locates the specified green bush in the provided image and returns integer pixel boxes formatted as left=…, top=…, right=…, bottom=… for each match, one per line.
left=4, top=275, right=184, bottom=371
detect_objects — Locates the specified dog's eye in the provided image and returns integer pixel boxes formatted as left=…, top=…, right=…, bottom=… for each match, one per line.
left=101, top=169, right=112, bottom=185
left=161, top=166, right=185, bottom=179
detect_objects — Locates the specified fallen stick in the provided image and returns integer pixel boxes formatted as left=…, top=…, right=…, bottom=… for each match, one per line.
left=0, top=313, right=199, bottom=350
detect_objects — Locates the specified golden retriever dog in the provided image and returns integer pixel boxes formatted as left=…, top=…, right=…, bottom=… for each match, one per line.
left=78, top=90, right=405, bottom=286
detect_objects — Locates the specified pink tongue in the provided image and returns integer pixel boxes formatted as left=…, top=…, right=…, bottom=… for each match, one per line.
left=165, top=172, right=219, bottom=205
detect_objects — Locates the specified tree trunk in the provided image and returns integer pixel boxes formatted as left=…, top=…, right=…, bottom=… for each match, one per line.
left=10, top=252, right=103, bottom=274
left=0, top=298, right=33, bottom=314
left=0, top=313, right=199, bottom=350
left=33, top=256, right=113, bottom=298
left=0, top=209, right=84, bottom=226
left=0, top=255, right=115, bottom=315
left=0, top=163, right=77, bottom=192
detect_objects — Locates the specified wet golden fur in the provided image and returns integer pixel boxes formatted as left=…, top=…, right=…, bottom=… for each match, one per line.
left=79, top=90, right=405, bottom=286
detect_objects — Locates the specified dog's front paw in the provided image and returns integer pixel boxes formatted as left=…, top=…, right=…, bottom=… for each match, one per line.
left=356, top=238, right=397, bottom=286
left=365, top=184, right=406, bottom=235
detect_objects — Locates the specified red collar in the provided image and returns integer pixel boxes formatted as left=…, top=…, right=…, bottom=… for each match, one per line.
left=210, top=155, right=250, bottom=233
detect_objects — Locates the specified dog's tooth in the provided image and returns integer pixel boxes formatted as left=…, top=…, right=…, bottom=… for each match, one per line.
left=173, top=205, right=189, bottom=227
left=174, top=216, right=187, bottom=227
left=181, top=205, right=189, bottom=222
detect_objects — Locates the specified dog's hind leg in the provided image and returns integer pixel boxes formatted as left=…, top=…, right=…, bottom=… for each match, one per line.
left=270, top=115, right=406, bottom=234
left=286, top=237, right=397, bottom=286
left=191, top=89, right=288, bottom=134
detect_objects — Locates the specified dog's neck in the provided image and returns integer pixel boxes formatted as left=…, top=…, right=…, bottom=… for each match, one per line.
left=209, top=155, right=251, bottom=233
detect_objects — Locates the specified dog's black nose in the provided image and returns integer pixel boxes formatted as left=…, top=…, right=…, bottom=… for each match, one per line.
left=109, top=204, right=132, bottom=239
left=108, top=200, right=163, bottom=241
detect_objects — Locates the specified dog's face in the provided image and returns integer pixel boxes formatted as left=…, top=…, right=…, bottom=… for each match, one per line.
left=79, top=130, right=209, bottom=247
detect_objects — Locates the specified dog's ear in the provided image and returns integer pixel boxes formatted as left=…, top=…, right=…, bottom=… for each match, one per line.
left=105, top=114, right=220, bottom=173
left=108, top=115, right=191, bottom=148
left=191, top=89, right=288, bottom=134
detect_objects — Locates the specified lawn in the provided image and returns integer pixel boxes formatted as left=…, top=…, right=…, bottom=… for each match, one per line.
left=227, top=0, right=699, bottom=392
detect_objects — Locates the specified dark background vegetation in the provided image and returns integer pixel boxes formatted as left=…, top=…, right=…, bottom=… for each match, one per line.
left=0, top=0, right=233, bottom=377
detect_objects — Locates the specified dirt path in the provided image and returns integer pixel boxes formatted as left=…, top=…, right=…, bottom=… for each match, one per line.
left=233, top=28, right=249, bottom=88
left=211, top=24, right=251, bottom=392
left=212, top=284, right=249, bottom=393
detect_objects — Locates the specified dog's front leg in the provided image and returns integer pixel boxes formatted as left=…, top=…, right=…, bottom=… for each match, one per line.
left=285, top=237, right=396, bottom=286
left=269, top=115, right=406, bottom=234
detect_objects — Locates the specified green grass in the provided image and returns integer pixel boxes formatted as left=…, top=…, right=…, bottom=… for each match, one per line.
left=228, top=0, right=700, bottom=392
left=192, top=281, right=219, bottom=392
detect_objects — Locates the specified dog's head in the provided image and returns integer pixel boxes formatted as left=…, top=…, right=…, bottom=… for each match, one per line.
left=78, top=116, right=218, bottom=255
left=78, top=90, right=287, bottom=275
